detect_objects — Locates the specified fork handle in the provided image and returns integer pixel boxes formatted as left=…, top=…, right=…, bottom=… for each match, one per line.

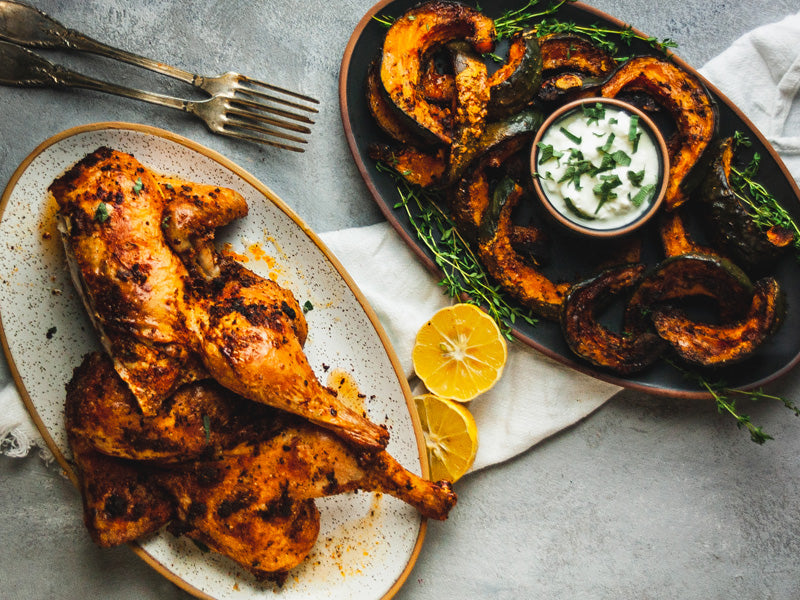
left=0, top=1, right=198, bottom=85
left=0, top=40, right=188, bottom=113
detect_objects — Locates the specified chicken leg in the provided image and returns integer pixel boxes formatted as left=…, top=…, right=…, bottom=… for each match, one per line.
left=51, top=147, right=388, bottom=450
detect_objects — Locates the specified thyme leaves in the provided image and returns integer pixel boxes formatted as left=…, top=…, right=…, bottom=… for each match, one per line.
left=730, top=132, right=800, bottom=258
left=376, top=162, right=537, bottom=337
left=671, top=360, right=800, bottom=444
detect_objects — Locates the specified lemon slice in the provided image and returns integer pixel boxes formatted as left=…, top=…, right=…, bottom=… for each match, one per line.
left=414, top=393, right=478, bottom=482
left=412, top=303, right=507, bottom=402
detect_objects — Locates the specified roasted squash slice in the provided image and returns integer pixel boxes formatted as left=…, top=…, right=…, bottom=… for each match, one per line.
left=539, top=33, right=618, bottom=76
left=623, top=253, right=754, bottom=332
left=652, top=277, right=785, bottom=366
left=380, top=0, right=496, bottom=145
left=449, top=110, right=543, bottom=240
left=446, top=41, right=491, bottom=183
left=699, top=137, right=794, bottom=272
left=368, top=143, right=448, bottom=188
left=421, top=59, right=457, bottom=105
left=366, top=61, right=429, bottom=146
left=658, top=207, right=719, bottom=258
left=601, top=56, right=717, bottom=210
left=561, top=264, right=665, bottom=374
left=478, top=178, right=569, bottom=320
left=536, top=33, right=617, bottom=106
left=486, top=31, right=543, bottom=118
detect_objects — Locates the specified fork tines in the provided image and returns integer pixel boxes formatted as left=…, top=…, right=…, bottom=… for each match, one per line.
left=228, top=77, right=318, bottom=152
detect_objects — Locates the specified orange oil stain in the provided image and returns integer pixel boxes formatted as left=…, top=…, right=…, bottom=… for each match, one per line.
left=326, top=368, right=367, bottom=414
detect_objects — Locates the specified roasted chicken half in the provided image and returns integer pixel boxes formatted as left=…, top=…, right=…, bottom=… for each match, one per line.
left=66, top=352, right=457, bottom=580
left=51, top=147, right=387, bottom=451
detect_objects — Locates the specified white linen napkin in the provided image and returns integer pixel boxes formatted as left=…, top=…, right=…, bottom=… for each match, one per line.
left=3, top=11, right=800, bottom=471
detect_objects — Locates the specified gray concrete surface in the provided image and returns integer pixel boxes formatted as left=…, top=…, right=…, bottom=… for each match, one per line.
left=2, top=1, right=799, bottom=599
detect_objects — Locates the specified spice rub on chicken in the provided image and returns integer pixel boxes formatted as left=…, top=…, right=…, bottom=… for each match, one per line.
left=50, top=146, right=388, bottom=451
left=66, top=352, right=457, bottom=581
left=53, top=147, right=456, bottom=582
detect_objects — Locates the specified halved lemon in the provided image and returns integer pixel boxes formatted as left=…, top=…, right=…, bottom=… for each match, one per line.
left=412, top=303, right=507, bottom=402
left=414, top=393, right=478, bottom=482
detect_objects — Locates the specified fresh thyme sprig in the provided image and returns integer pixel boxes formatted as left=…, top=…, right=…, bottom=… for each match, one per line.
left=372, top=13, right=395, bottom=28
left=376, top=162, right=537, bottom=337
left=491, top=0, right=569, bottom=39
left=533, top=18, right=678, bottom=60
left=671, top=360, right=800, bottom=444
left=730, top=131, right=800, bottom=258
left=373, top=1, right=678, bottom=60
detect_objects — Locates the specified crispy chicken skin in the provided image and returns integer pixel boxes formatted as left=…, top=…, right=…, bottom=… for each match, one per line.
left=50, top=147, right=202, bottom=415
left=65, top=432, right=174, bottom=548
left=66, top=352, right=283, bottom=462
left=65, top=352, right=456, bottom=580
left=168, top=497, right=321, bottom=581
left=51, top=147, right=388, bottom=451
left=158, top=424, right=457, bottom=523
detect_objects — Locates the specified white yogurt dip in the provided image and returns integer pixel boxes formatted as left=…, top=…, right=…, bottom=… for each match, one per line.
left=534, top=101, right=663, bottom=231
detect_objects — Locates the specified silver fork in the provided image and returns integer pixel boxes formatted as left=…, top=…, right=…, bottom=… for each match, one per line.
left=0, top=1, right=318, bottom=151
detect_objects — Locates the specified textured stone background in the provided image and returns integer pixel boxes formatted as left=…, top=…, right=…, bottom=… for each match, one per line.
left=1, top=1, right=799, bottom=599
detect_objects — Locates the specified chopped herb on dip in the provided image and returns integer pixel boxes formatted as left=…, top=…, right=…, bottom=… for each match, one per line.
left=535, top=102, right=662, bottom=230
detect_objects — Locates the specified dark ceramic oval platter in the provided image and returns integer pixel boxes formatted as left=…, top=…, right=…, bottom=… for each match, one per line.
left=339, top=0, right=800, bottom=398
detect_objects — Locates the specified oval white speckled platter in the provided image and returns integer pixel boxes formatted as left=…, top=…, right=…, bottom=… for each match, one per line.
left=0, top=123, right=428, bottom=600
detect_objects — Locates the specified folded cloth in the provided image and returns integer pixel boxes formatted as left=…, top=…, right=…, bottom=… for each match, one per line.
left=0, top=361, right=50, bottom=460
left=318, top=223, right=619, bottom=470
left=3, top=12, right=800, bottom=470
left=699, top=11, right=800, bottom=179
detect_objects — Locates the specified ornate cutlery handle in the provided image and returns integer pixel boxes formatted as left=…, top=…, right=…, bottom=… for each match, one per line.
left=0, top=1, right=196, bottom=84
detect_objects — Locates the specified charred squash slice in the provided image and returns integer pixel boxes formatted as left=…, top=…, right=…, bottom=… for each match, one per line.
left=446, top=41, right=491, bottom=183
left=652, top=277, right=785, bottom=366
left=699, top=137, right=794, bottom=272
left=366, top=61, right=429, bottom=146
left=486, top=31, right=543, bottom=119
left=601, top=56, right=717, bottom=210
left=449, top=110, right=543, bottom=240
left=478, top=178, right=569, bottom=320
left=421, top=59, right=457, bottom=105
left=379, top=1, right=496, bottom=145
left=536, top=33, right=617, bottom=106
left=658, top=208, right=719, bottom=258
left=539, top=33, right=618, bottom=76
left=623, top=253, right=754, bottom=332
left=368, top=143, right=448, bottom=188
left=561, top=264, right=665, bottom=374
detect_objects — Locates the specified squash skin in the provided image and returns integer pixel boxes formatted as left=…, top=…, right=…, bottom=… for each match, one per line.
left=448, top=109, right=543, bottom=240
left=699, top=137, right=793, bottom=272
left=623, top=253, right=754, bottom=332
left=536, top=33, right=617, bottom=106
left=366, top=61, right=429, bottom=146
left=561, top=264, right=665, bottom=374
left=379, top=1, right=496, bottom=145
left=601, top=56, right=717, bottom=210
left=652, top=277, right=785, bottom=366
left=478, top=178, right=570, bottom=320
left=486, top=31, right=543, bottom=119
